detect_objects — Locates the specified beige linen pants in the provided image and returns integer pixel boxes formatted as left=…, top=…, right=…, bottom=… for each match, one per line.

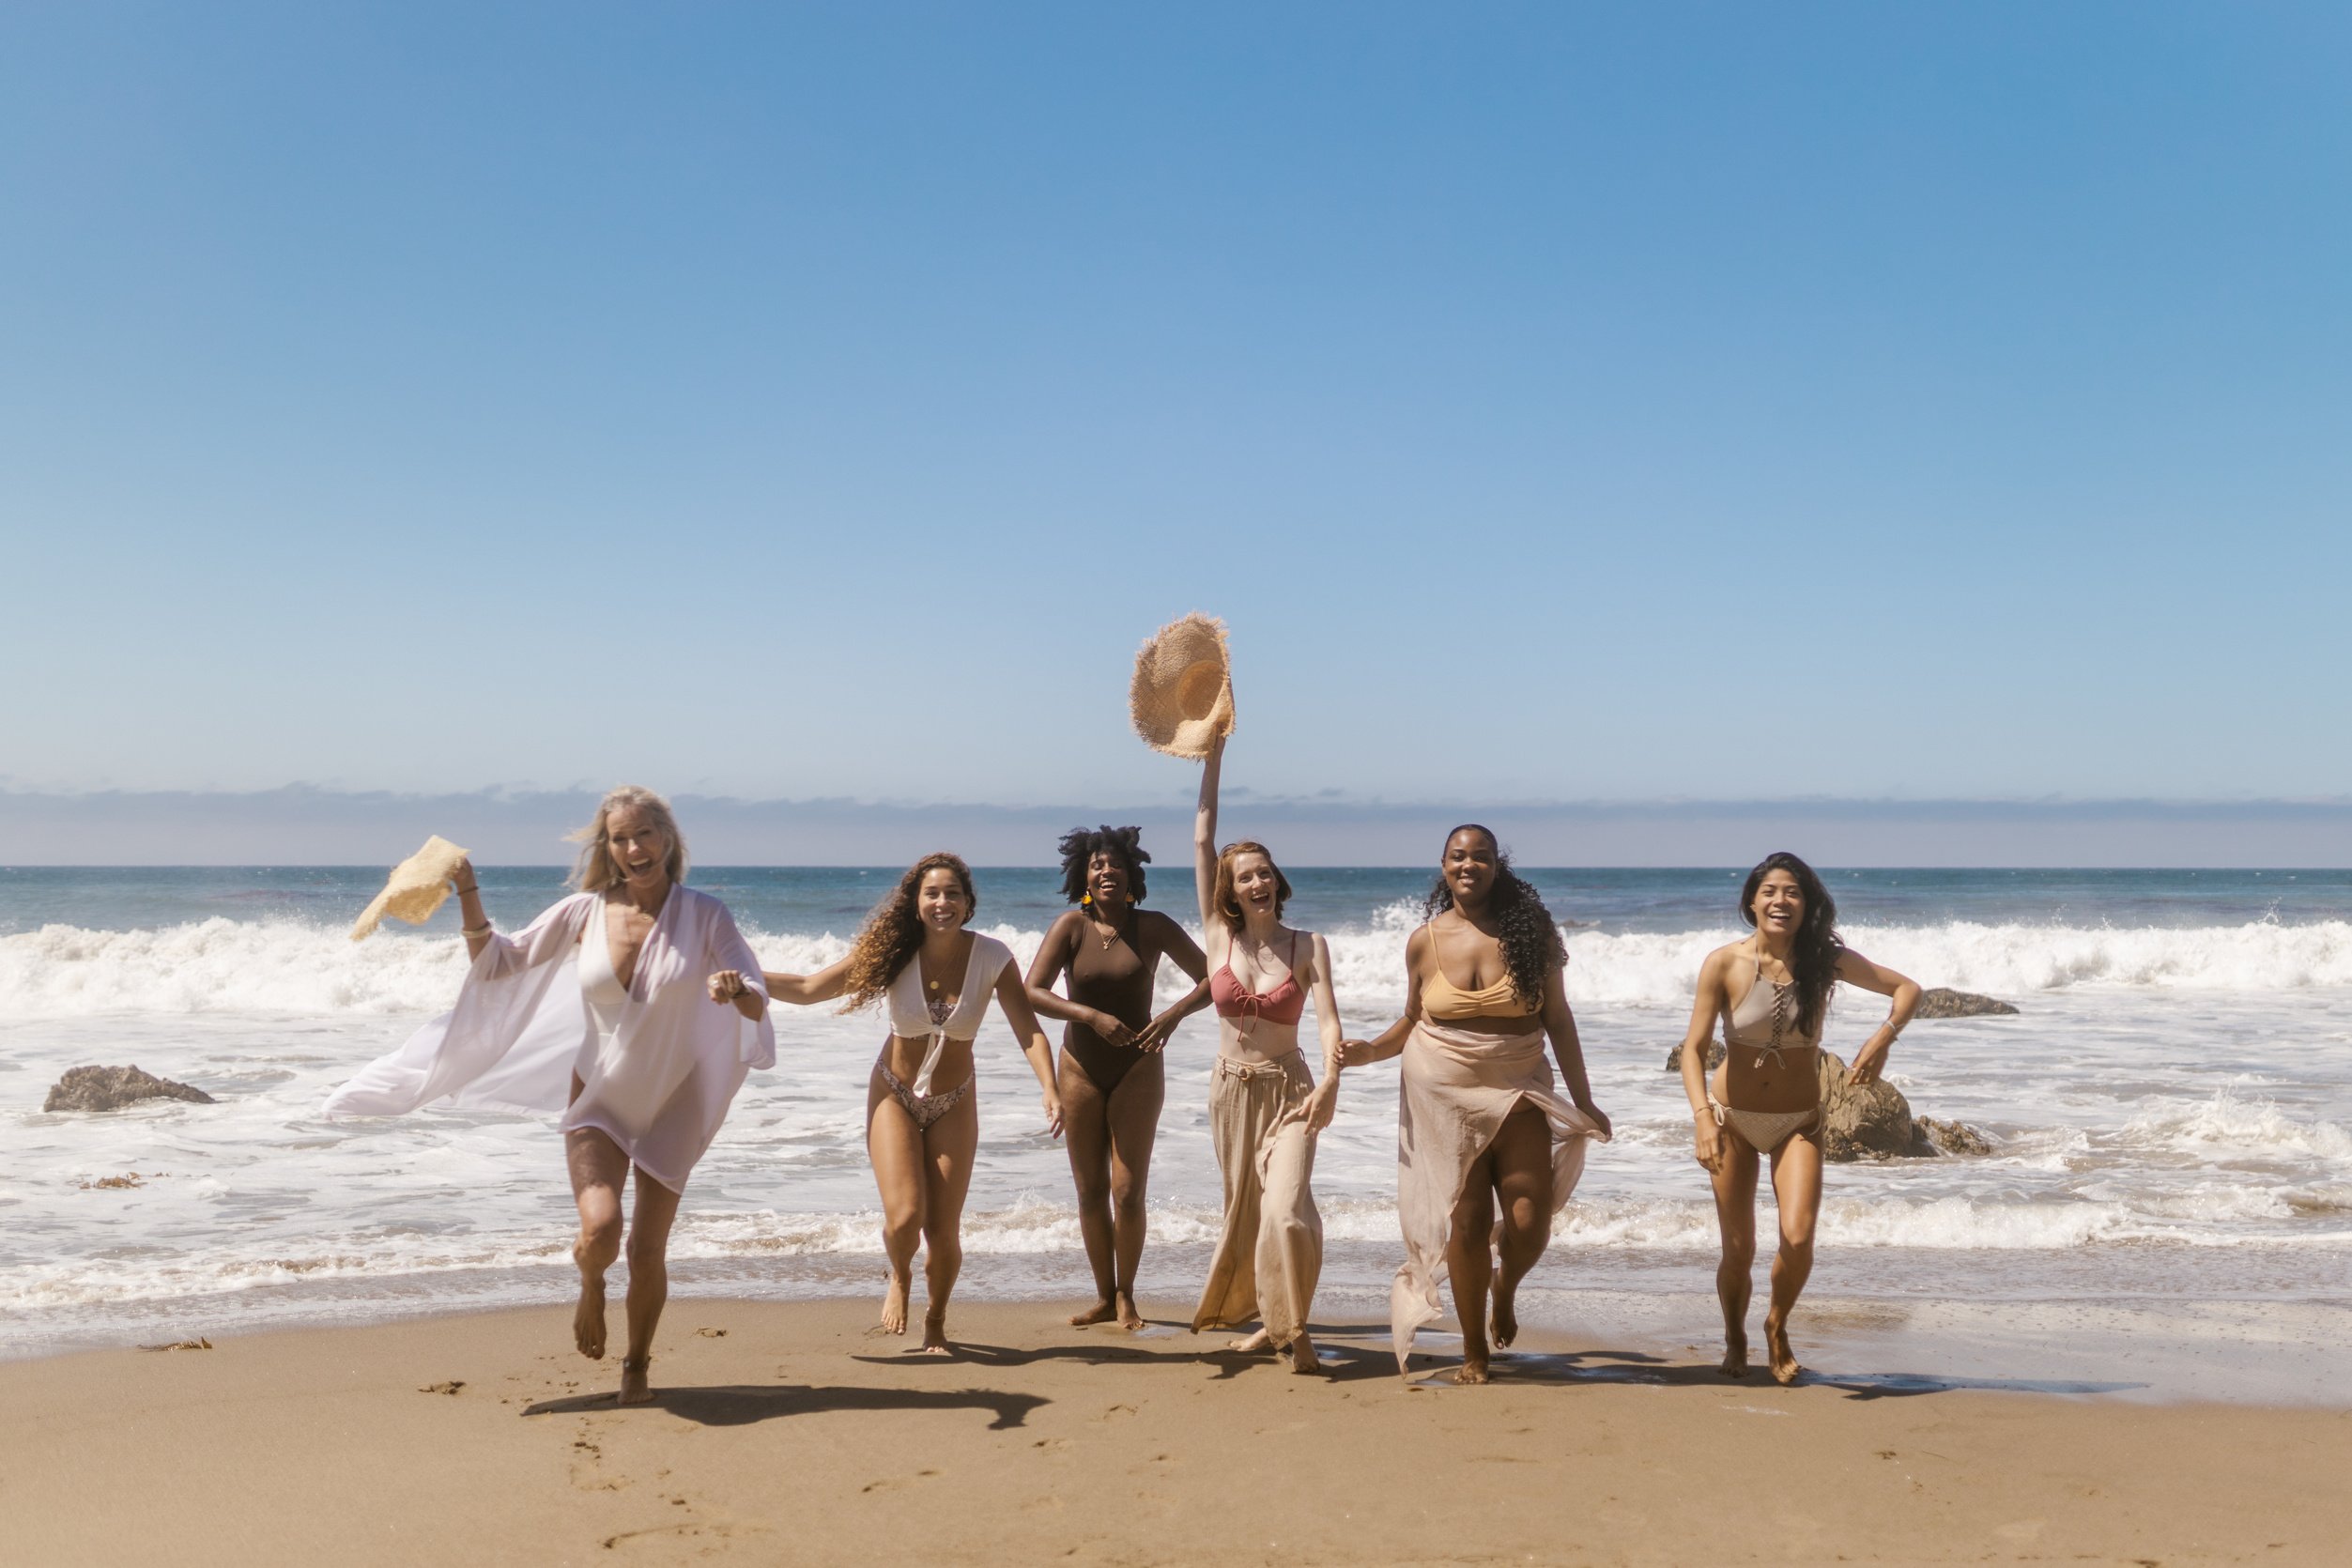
left=1191, top=1053, right=1322, bottom=1346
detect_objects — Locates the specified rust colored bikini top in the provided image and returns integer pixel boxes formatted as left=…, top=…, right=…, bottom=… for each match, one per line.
left=1209, top=931, right=1306, bottom=1025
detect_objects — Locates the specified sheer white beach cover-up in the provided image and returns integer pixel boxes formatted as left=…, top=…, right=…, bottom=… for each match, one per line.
left=1390, top=1019, right=1606, bottom=1371
left=322, top=887, right=775, bottom=1192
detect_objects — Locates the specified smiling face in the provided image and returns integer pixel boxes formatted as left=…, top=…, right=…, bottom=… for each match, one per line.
left=916, top=866, right=972, bottom=933
left=1230, top=850, right=1281, bottom=920
left=1750, top=868, right=1805, bottom=938
left=1441, top=828, right=1499, bottom=908
left=603, top=804, right=672, bottom=890
left=1086, top=850, right=1130, bottom=909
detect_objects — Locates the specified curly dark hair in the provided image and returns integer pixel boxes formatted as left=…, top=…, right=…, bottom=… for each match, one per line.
left=1738, top=851, right=1844, bottom=1038
left=1422, top=823, right=1561, bottom=1008
left=1057, top=824, right=1149, bottom=905
left=838, top=853, right=977, bottom=1012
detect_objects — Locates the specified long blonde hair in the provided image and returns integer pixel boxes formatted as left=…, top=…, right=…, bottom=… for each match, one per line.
left=569, top=785, right=689, bottom=892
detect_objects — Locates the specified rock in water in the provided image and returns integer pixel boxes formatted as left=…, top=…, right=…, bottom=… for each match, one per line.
left=43, top=1065, right=216, bottom=1114
left=1914, top=988, right=2020, bottom=1018
left=1916, top=1116, right=1996, bottom=1156
left=1812, top=1052, right=1932, bottom=1161
left=1663, top=1039, right=1728, bottom=1072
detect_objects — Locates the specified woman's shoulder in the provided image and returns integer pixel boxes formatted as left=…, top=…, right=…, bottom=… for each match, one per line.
left=669, top=884, right=729, bottom=916
left=1136, top=907, right=1191, bottom=940
left=1700, top=939, right=1750, bottom=972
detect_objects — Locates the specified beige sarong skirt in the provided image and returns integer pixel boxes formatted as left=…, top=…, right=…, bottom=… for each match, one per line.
left=1191, top=1052, right=1322, bottom=1346
left=1391, top=1020, right=1607, bottom=1370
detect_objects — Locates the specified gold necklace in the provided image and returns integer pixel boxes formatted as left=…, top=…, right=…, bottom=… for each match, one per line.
left=1092, top=906, right=1127, bottom=949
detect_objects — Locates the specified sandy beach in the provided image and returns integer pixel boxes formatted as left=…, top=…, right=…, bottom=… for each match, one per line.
left=6, top=1297, right=2346, bottom=1567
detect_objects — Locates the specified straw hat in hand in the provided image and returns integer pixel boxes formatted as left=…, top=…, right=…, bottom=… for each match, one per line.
left=1130, top=613, right=1236, bottom=759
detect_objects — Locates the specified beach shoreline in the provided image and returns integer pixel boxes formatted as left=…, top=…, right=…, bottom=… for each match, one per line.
left=7, top=1296, right=2348, bottom=1566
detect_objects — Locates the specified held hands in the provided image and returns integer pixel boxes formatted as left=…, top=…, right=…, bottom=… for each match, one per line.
left=707, top=969, right=748, bottom=1003
left=1131, top=1008, right=1185, bottom=1054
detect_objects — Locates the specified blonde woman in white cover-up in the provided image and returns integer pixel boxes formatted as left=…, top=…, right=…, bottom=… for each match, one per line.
left=325, top=786, right=772, bottom=1406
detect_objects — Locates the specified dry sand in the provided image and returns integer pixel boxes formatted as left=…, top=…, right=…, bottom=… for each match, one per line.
left=4, top=1297, right=2345, bottom=1566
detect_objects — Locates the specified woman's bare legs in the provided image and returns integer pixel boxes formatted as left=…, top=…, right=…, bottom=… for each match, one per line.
left=1443, top=1102, right=1552, bottom=1384
left=1060, top=1052, right=1162, bottom=1330
left=916, top=1091, right=980, bottom=1353
left=1763, top=1130, right=1823, bottom=1385
left=867, top=1075, right=927, bottom=1336
left=1706, top=1134, right=1763, bottom=1377
left=618, top=1165, right=681, bottom=1405
left=565, top=1120, right=629, bottom=1361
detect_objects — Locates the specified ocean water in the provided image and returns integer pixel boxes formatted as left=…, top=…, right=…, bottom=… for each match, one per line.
left=6, top=866, right=2350, bottom=1395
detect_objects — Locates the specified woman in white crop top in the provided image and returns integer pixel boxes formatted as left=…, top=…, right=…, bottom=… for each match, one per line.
left=732, top=853, right=1062, bottom=1354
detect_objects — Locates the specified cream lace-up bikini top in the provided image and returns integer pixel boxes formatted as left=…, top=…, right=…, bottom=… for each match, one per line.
left=1722, top=955, right=1822, bottom=1069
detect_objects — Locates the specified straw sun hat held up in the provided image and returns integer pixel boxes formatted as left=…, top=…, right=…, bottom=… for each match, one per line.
left=349, top=835, right=470, bottom=941
left=1130, top=613, right=1236, bottom=760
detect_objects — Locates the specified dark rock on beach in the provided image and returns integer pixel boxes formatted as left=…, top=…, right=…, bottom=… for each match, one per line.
left=1663, top=1039, right=1727, bottom=1073
left=1914, top=988, right=2021, bottom=1018
left=43, top=1065, right=216, bottom=1114
left=1915, top=1116, right=1996, bottom=1157
left=1814, top=1051, right=1929, bottom=1160
left=1812, top=1052, right=1996, bottom=1161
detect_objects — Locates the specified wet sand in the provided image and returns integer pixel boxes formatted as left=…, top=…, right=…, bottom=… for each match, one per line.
left=5, top=1297, right=2347, bottom=1565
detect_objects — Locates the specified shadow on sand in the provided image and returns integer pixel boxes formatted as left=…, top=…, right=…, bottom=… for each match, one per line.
left=1429, top=1346, right=2144, bottom=1400
left=853, top=1318, right=1404, bottom=1385
left=520, top=1383, right=1048, bottom=1429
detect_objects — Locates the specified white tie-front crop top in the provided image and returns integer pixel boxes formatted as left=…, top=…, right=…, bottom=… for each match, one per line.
left=885, top=933, right=1015, bottom=1096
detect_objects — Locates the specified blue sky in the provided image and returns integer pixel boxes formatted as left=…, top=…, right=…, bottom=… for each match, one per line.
left=4, top=3, right=2347, bottom=822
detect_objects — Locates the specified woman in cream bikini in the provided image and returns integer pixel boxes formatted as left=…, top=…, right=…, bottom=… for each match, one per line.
left=737, top=853, right=1063, bottom=1353
left=1672, top=852, right=1921, bottom=1385
left=1341, top=826, right=1611, bottom=1383
left=1187, top=731, right=1344, bottom=1373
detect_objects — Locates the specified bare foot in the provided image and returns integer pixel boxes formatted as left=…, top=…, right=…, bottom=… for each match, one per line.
left=1285, top=1332, right=1325, bottom=1376
left=1719, top=1332, right=1750, bottom=1379
left=617, top=1357, right=652, bottom=1406
left=1226, top=1328, right=1273, bottom=1354
left=1490, top=1286, right=1519, bottom=1349
left=1068, top=1299, right=1118, bottom=1327
left=878, top=1274, right=910, bottom=1336
left=917, top=1313, right=953, bottom=1356
left=1449, top=1353, right=1492, bottom=1386
left=1763, top=1316, right=1802, bottom=1386
left=572, top=1265, right=607, bottom=1360
left=1115, top=1292, right=1145, bottom=1332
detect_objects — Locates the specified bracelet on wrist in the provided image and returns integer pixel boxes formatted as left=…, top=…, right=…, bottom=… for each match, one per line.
left=463, top=922, right=491, bottom=937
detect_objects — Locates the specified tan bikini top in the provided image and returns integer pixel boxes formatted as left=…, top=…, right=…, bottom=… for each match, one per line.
left=1722, top=954, right=1822, bottom=1068
left=1420, top=922, right=1541, bottom=1020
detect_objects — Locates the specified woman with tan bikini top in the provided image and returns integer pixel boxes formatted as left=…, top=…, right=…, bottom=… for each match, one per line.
left=1671, top=851, right=1921, bottom=1386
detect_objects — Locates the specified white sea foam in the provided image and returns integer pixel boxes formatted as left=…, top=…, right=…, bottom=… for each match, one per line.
left=10, top=913, right=2352, bottom=1022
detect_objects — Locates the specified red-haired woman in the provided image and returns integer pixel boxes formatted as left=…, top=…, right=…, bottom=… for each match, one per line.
left=1186, top=732, right=1345, bottom=1373
left=742, top=853, right=1062, bottom=1354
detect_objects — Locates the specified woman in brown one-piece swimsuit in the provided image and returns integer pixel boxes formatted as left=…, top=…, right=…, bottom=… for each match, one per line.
left=1025, top=825, right=1209, bottom=1330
